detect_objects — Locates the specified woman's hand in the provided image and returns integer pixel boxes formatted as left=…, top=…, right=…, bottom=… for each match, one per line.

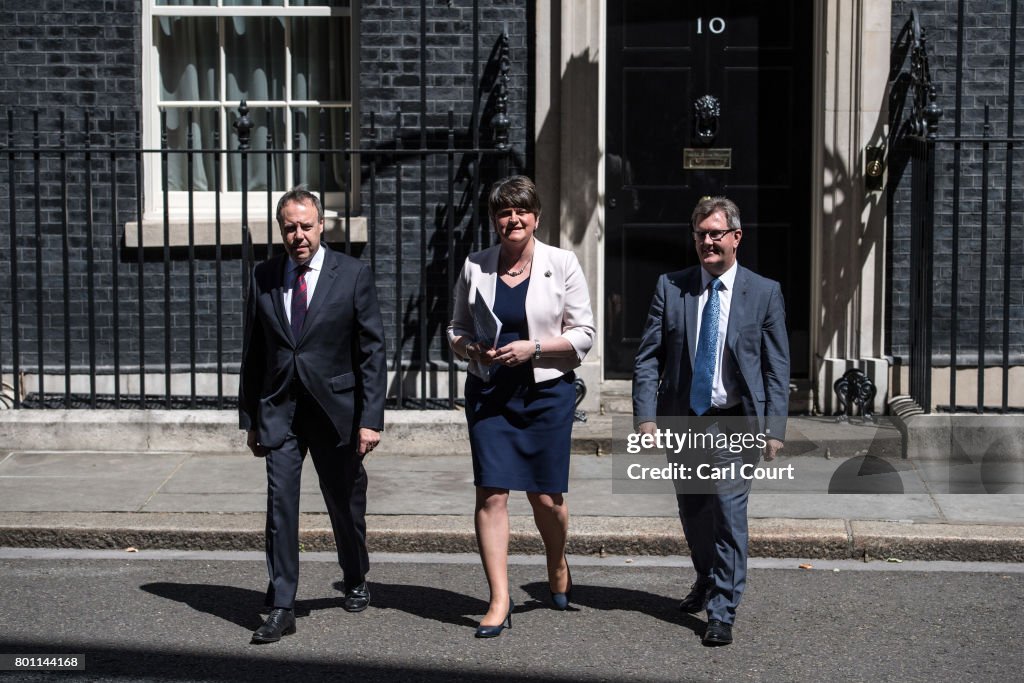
left=495, top=340, right=535, bottom=367
left=465, top=341, right=498, bottom=366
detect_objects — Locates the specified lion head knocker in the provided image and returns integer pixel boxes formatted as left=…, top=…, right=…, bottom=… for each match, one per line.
left=694, top=95, right=720, bottom=145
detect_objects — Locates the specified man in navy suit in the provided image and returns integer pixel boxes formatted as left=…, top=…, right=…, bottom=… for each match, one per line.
left=240, top=188, right=387, bottom=644
left=633, top=196, right=789, bottom=646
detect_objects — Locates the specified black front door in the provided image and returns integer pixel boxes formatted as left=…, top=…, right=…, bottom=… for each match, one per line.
left=605, top=0, right=812, bottom=378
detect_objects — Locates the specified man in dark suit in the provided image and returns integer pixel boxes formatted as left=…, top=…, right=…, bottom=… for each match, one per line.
left=632, top=196, right=789, bottom=646
left=240, top=188, right=387, bottom=644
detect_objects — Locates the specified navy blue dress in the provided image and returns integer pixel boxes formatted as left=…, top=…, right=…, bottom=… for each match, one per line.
left=465, top=277, right=576, bottom=492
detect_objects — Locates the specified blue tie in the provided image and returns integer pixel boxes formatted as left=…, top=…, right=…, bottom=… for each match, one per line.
left=690, top=278, right=722, bottom=416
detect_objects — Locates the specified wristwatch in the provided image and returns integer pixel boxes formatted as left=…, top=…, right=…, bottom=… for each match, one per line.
left=533, top=339, right=542, bottom=360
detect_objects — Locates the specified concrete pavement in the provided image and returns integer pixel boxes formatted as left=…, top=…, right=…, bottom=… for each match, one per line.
left=0, top=410, right=1022, bottom=561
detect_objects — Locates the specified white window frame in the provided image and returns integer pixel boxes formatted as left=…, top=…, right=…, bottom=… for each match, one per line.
left=141, top=0, right=360, bottom=233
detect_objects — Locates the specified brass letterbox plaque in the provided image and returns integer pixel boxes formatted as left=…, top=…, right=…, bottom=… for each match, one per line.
left=684, top=148, right=732, bottom=170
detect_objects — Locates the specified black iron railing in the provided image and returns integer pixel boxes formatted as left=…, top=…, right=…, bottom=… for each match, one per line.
left=0, top=30, right=517, bottom=411
left=893, top=7, right=1024, bottom=414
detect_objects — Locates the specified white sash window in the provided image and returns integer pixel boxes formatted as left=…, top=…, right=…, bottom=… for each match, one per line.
left=142, top=0, right=357, bottom=222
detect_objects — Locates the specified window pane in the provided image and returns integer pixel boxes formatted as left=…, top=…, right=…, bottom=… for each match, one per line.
left=227, top=107, right=286, bottom=192
left=161, top=107, right=219, bottom=192
left=225, top=17, right=286, bottom=103
left=156, top=17, right=218, bottom=102
left=156, top=0, right=216, bottom=6
left=222, top=0, right=285, bottom=5
left=293, top=107, right=348, bottom=192
left=292, top=17, right=351, bottom=101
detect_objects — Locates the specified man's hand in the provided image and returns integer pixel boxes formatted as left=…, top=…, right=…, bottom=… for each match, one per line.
left=638, top=421, right=658, bottom=436
left=247, top=430, right=269, bottom=458
left=763, top=438, right=784, bottom=462
left=358, top=427, right=381, bottom=457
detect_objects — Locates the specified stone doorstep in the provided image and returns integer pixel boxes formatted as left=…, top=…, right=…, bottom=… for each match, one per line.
left=0, top=513, right=1021, bottom=562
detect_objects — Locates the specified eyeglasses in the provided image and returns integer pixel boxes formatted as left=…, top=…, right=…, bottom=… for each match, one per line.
left=692, top=228, right=737, bottom=241
left=495, top=207, right=534, bottom=220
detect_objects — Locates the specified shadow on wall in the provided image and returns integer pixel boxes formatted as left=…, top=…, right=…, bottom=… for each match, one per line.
left=816, top=28, right=895, bottom=399
left=533, top=50, right=601, bottom=249
left=385, top=34, right=528, bottom=401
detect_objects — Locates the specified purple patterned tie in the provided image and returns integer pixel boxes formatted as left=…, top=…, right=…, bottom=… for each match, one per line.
left=290, top=265, right=309, bottom=340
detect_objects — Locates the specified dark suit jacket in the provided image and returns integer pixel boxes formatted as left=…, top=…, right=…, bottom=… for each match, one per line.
left=632, top=264, right=790, bottom=440
left=239, top=246, right=387, bottom=449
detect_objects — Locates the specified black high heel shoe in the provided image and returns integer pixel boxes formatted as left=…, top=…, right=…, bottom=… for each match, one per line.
left=550, top=558, right=573, bottom=610
left=475, top=598, right=514, bottom=638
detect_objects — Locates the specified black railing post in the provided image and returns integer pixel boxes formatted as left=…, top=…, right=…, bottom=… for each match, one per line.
left=494, top=26, right=511, bottom=180
left=394, top=107, right=404, bottom=408
left=1001, top=0, right=1018, bottom=413
left=904, top=11, right=942, bottom=414
left=187, top=109, right=198, bottom=408
left=977, top=105, right=991, bottom=413
left=134, top=109, right=146, bottom=403
left=84, top=110, right=96, bottom=407
left=214, top=126, right=224, bottom=407
left=447, top=109, right=456, bottom=409
left=368, top=111, right=377, bottom=273
left=33, top=111, right=44, bottom=403
left=7, top=111, right=19, bottom=407
left=235, top=100, right=254, bottom=296
left=109, top=111, right=121, bottom=408
left=343, top=112, right=352, bottom=254
left=60, top=111, right=71, bottom=408
left=160, top=110, right=172, bottom=408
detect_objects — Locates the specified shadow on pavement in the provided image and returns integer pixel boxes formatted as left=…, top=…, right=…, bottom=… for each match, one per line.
left=334, top=580, right=486, bottom=629
left=519, top=581, right=705, bottom=637
left=0, top=640, right=585, bottom=682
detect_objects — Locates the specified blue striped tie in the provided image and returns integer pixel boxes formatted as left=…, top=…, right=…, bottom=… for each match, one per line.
left=690, top=278, right=722, bottom=416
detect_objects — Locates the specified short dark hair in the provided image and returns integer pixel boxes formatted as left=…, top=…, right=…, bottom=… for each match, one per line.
left=691, top=196, right=741, bottom=231
left=487, top=175, right=542, bottom=221
left=276, top=188, right=324, bottom=227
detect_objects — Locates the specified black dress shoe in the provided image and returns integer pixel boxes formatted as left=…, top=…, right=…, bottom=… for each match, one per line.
left=702, top=619, right=733, bottom=646
left=342, top=582, right=371, bottom=612
left=678, top=578, right=713, bottom=614
left=251, top=608, right=296, bottom=644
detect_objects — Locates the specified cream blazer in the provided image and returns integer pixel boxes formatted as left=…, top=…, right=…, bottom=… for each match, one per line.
left=447, top=238, right=596, bottom=382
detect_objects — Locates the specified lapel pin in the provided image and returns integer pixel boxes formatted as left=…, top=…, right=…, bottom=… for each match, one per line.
left=545, top=270, right=552, bottom=277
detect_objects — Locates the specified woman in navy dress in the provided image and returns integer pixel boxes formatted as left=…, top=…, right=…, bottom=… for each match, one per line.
left=448, top=176, right=596, bottom=637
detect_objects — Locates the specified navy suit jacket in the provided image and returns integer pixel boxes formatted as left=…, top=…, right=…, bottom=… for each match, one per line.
left=239, top=246, right=387, bottom=449
left=632, top=264, right=790, bottom=441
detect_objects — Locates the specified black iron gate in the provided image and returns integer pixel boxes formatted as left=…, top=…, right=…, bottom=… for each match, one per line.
left=892, top=6, right=1024, bottom=414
